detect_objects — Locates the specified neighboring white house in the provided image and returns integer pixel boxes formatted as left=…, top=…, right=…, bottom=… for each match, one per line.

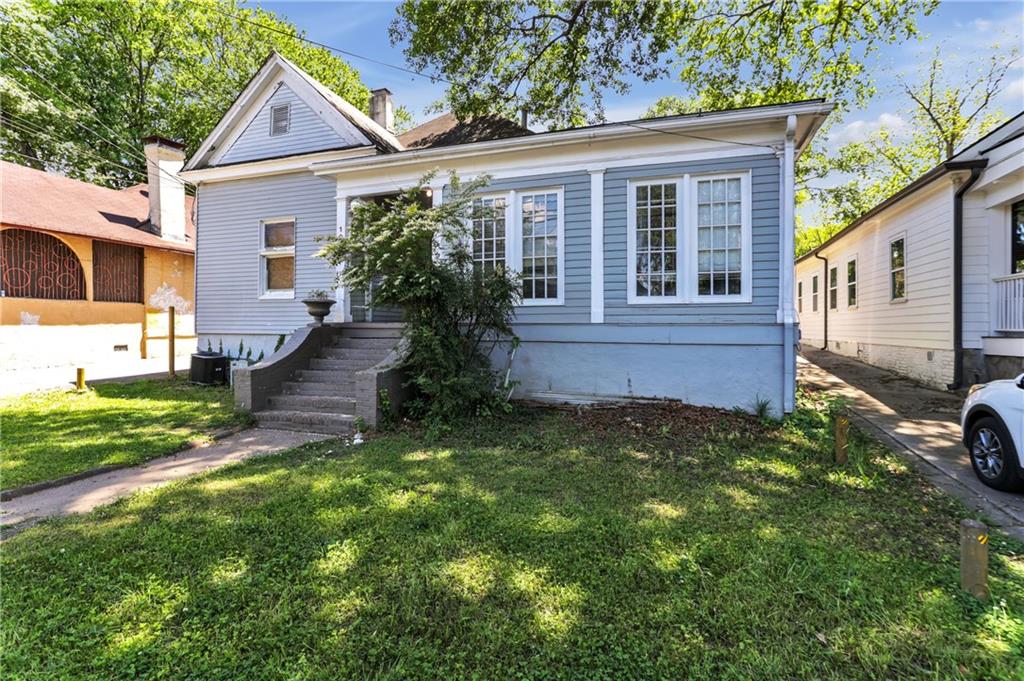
left=796, top=112, right=1024, bottom=389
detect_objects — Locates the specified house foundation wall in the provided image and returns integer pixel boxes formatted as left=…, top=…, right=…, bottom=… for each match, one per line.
left=801, top=338, right=954, bottom=390
left=502, top=335, right=786, bottom=417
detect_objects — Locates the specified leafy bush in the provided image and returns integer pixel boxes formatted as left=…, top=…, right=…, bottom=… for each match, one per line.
left=317, top=172, right=520, bottom=427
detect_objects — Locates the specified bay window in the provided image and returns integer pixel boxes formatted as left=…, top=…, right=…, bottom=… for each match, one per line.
left=260, top=217, right=295, bottom=298
left=627, top=172, right=750, bottom=304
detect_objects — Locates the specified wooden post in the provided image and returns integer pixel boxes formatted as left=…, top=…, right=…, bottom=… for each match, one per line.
left=168, top=305, right=175, bottom=379
left=76, top=367, right=85, bottom=391
left=960, top=519, right=989, bottom=600
left=834, top=412, right=849, bottom=465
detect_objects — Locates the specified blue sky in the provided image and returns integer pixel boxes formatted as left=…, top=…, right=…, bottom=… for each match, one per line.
left=250, top=0, right=1023, bottom=143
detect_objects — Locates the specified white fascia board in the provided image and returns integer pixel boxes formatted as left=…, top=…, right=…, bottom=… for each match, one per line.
left=179, top=146, right=376, bottom=183
left=186, top=58, right=281, bottom=171
left=311, top=101, right=833, bottom=176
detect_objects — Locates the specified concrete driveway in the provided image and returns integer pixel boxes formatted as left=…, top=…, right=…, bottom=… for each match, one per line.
left=800, top=349, right=1024, bottom=542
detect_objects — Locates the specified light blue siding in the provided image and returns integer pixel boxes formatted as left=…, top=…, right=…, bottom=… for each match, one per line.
left=218, top=84, right=356, bottom=166
left=196, top=152, right=792, bottom=412
left=603, top=154, right=780, bottom=323
left=195, top=172, right=338, bottom=335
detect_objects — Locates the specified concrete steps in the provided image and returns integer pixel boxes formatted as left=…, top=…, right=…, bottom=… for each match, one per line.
left=257, top=409, right=355, bottom=435
left=253, top=325, right=401, bottom=435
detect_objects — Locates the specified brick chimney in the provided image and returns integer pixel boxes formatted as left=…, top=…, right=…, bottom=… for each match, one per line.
left=142, top=136, right=186, bottom=243
left=369, top=88, right=394, bottom=133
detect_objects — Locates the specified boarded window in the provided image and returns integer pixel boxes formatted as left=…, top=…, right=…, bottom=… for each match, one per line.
left=0, top=228, right=86, bottom=300
left=93, top=241, right=143, bottom=303
left=270, top=103, right=291, bottom=136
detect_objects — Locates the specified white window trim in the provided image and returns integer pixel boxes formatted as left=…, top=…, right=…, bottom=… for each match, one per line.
left=889, top=232, right=907, bottom=303
left=797, top=280, right=803, bottom=313
left=811, top=274, right=819, bottom=312
left=846, top=256, right=858, bottom=310
left=258, top=216, right=296, bottom=300
left=514, top=186, right=565, bottom=306
left=625, top=171, right=753, bottom=305
left=269, top=102, right=291, bottom=137
left=688, top=171, right=753, bottom=304
left=470, top=187, right=566, bottom=307
left=828, top=265, right=838, bottom=311
left=626, top=176, right=685, bottom=304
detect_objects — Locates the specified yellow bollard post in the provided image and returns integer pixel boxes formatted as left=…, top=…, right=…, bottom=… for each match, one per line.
left=76, top=367, right=85, bottom=391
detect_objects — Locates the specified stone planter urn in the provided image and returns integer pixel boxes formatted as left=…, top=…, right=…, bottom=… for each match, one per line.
left=302, top=293, right=336, bottom=325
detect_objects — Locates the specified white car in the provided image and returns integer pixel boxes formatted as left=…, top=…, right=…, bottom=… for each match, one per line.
left=961, top=374, right=1024, bottom=492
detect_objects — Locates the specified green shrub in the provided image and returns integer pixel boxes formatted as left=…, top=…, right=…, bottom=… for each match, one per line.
left=317, top=172, right=520, bottom=429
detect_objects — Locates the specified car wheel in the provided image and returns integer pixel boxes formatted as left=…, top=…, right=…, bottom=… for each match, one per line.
left=968, top=416, right=1024, bottom=492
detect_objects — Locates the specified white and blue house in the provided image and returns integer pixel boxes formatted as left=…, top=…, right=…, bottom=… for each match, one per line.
left=180, top=53, right=832, bottom=432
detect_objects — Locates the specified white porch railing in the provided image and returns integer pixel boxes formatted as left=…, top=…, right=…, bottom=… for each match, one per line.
left=994, top=272, right=1024, bottom=333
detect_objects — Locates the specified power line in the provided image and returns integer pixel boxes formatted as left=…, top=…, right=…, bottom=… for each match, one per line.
left=2, top=114, right=179, bottom=187
left=1, top=54, right=191, bottom=187
left=1, top=50, right=151, bottom=165
left=187, top=0, right=455, bottom=86
left=619, top=120, right=778, bottom=150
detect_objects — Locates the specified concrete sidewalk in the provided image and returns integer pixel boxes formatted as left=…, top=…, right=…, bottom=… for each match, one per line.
left=799, top=351, right=1024, bottom=542
left=1, top=428, right=327, bottom=535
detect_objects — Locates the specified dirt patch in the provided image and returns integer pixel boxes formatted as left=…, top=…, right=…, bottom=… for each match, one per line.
left=564, top=400, right=767, bottom=449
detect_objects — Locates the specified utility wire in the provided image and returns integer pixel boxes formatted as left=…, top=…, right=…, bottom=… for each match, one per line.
left=1, top=50, right=154, bottom=165
left=619, top=120, right=778, bottom=150
left=185, top=0, right=454, bottom=85
left=2, top=50, right=196, bottom=188
left=2, top=115, right=177, bottom=186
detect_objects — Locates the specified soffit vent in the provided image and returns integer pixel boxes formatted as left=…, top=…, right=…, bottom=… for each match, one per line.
left=270, top=103, right=291, bottom=136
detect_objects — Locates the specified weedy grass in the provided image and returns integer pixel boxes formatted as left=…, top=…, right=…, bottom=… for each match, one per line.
left=0, top=380, right=252, bottom=489
left=2, top=390, right=1021, bottom=679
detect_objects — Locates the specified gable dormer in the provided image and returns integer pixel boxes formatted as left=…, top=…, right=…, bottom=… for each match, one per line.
left=185, top=52, right=403, bottom=171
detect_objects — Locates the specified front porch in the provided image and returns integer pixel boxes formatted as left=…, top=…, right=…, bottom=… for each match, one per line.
left=981, top=272, right=1024, bottom=379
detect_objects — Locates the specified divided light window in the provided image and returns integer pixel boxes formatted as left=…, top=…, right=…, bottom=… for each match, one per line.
left=696, top=177, right=743, bottom=297
left=828, top=266, right=838, bottom=310
left=269, top=103, right=291, bottom=136
left=627, top=172, right=749, bottom=304
left=634, top=182, right=678, bottom=297
left=260, top=218, right=295, bottom=297
left=471, top=196, right=506, bottom=273
left=811, top=275, right=819, bottom=312
left=797, top=280, right=803, bottom=313
left=847, top=258, right=858, bottom=307
left=889, top=236, right=906, bottom=301
left=520, top=191, right=560, bottom=301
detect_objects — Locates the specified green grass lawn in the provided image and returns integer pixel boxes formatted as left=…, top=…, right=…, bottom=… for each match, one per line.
left=3, top=392, right=1022, bottom=679
left=0, top=380, right=252, bottom=490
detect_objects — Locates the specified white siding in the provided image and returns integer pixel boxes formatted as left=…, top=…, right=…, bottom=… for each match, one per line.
left=796, top=179, right=956, bottom=385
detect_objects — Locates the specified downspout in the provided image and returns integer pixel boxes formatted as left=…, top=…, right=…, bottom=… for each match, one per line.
left=947, top=162, right=986, bottom=390
left=814, top=252, right=828, bottom=351
left=778, top=115, right=798, bottom=413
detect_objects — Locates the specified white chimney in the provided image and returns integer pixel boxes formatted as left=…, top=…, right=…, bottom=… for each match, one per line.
left=142, top=136, right=186, bottom=243
left=369, top=88, right=394, bottom=133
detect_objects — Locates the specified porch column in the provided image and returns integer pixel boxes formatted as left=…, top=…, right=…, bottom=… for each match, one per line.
left=334, top=192, right=352, bottom=323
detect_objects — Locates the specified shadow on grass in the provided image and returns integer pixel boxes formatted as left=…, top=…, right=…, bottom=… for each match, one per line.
left=3, top=402, right=1022, bottom=679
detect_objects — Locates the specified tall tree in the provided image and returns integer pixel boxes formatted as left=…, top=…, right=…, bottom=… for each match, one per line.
left=798, top=43, right=1019, bottom=254
left=0, top=0, right=371, bottom=187
left=393, top=0, right=935, bottom=128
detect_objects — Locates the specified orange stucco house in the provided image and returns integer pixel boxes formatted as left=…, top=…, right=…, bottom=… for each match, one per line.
left=0, top=137, right=195, bottom=370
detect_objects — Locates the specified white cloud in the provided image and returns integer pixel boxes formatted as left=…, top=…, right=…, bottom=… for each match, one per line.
left=830, top=113, right=907, bottom=145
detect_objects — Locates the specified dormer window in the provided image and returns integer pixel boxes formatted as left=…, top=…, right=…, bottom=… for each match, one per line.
left=270, top=103, right=290, bottom=136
